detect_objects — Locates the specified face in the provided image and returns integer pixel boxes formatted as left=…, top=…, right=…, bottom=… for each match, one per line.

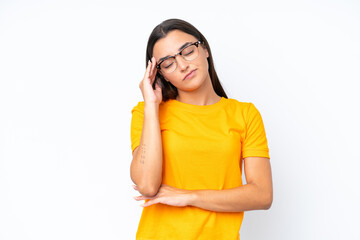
left=153, top=30, right=210, bottom=92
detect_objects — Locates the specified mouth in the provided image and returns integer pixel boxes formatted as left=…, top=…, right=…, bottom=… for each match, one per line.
left=183, top=69, right=197, bottom=80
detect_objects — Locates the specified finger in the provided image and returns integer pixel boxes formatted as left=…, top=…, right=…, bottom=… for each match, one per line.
left=132, top=184, right=138, bottom=190
left=149, top=57, right=158, bottom=79
left=144, top=60, right=151, bottom=80
left=149, top=72, right=156, bottom=87
left=148, top=59, right=153, bottom=72
left=155, top=83, right=162, bottom=92
left=149, top=64, right=157, bottom=85
left=133, top=195, right=144, bottom=201
left=151, top=57, right=157, bottom=75
left=140, top=199, right=158, bottom=208
left=150, top=57, right=156, bottom=76
left=133, top=195, right=154, bottom=201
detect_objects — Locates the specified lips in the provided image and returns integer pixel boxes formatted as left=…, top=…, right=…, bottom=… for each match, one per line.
left=183, top=69, right=196, bottom=80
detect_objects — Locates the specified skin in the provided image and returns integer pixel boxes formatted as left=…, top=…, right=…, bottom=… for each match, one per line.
left=153, top=30, right=221, bottom=106
left=131, top=54, right=163, bottom=197
left=133, top=30, right=273, bottom=212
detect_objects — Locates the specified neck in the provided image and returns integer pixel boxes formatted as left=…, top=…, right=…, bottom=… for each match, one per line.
left=176, top=75, right=221, bottom=106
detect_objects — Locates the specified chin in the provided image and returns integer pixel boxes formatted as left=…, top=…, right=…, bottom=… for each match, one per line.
left=179, top=78, right=206, bottom=92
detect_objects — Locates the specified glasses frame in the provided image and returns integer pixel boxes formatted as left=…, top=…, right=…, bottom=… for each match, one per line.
left=156, top=40, right=203, bottom=73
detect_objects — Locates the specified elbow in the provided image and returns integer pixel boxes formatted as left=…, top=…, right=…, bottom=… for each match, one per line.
left=262, top=191, right=273, bottom=210
left=131, top=177, right=161, bottom=197
left=131, top=179, right=162, bottom=197
left=130, top=172, right=161, bottom=197
left=138, top=184, right=160, bottom=197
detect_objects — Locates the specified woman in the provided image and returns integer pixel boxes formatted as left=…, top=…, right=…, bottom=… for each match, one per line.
left=130, top=18, right=273, bottom=240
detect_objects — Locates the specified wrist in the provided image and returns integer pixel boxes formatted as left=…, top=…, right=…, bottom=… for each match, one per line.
left=144, top=103, right=159, bottom=113
left=186, top=190, right=198, bottom=206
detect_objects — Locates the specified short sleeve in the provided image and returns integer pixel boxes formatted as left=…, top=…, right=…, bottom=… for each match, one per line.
left=130, top=101, right=145, bottom=154
left=242, top=103, right=270, bottom=159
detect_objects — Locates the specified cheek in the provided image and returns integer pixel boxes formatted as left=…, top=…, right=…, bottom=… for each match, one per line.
left=161, top=73, right=176, bottom=83
left=203, top=58, right=209, bottom=71
left=201, top=51, right=209, bottom=68
left=197, top=55, right=209, bottom=74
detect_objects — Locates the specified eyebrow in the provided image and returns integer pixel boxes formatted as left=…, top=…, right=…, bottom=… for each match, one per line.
left=158, top=42, right=193, bottom=63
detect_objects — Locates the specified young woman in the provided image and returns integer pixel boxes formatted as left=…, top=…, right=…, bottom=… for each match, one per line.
left=130, top=18, right=273, bottom=240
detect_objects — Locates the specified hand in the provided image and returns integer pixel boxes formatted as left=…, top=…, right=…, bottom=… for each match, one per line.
left=139, top=56, right=162, bottom=104
left=132, top=184, right=193, bottom=208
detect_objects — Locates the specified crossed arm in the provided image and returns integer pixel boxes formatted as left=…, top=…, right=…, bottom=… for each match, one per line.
left=133, top=156, right=273, bottom=212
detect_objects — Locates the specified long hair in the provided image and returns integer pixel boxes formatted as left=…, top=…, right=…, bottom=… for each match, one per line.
left=146, top=18, right=228, bottom=102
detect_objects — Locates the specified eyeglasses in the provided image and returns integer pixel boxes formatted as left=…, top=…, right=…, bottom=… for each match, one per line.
left=156, top=40, right=203, bottom=74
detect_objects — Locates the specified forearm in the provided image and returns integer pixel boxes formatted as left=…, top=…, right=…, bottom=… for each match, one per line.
left=130, top=103, right=163, bottom=197
left=187, top=183, right=272, bottom=212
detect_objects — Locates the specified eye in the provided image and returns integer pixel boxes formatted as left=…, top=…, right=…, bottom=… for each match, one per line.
left=164, top=62, right=173, bottom=69
left=183, top=50, right=194, bottom=56
left=161, top=58, right=175, bottom=69
left=182, top=45, right=195, bottom=56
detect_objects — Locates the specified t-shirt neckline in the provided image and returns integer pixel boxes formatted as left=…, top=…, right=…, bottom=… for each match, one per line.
left=166, top=96, right=225, bottom=112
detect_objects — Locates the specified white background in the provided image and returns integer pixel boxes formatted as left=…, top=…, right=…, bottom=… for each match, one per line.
left=1, top=0, right=359, bottom=239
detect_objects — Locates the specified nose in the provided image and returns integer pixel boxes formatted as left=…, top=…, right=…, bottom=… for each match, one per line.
left=175, top=55, right=189, bottom=72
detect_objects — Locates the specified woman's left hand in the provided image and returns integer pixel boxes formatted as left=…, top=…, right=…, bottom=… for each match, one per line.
left=132, top=184, right=193, bottom=208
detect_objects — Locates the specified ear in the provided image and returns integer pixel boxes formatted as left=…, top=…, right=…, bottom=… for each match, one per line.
left=203, top=46, right=209, bottom=58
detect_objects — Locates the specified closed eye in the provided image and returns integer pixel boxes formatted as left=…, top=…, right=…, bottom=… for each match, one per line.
left=184, top=50, right=194, bottom=56
left=164, top=62, right=174, bottom=69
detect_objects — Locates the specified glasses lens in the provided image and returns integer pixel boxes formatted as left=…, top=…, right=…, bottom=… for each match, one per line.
left=159, top=42, right=200, bottom=73
left=181, top=44, right=198, bottom=61
left=160, top=58, right=176, bottom=73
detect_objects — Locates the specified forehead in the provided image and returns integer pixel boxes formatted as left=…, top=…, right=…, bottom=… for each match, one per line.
left=153, top=30, right=198, bottom=60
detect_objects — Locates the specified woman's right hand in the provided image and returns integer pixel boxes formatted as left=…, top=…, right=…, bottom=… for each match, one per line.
left=139, top=56, right=162, bottom=105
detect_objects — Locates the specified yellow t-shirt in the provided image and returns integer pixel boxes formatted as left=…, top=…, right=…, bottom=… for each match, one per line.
left=130, top=96, right=270, bottom=240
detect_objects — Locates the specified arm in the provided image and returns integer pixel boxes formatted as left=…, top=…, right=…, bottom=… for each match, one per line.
left=187, top=157, right=273, bottom=212
left=136, top=157, right=273, bottom=212
left=130, top=103, right=163, bottom=198
left=130, top=57, right=163, bottom=198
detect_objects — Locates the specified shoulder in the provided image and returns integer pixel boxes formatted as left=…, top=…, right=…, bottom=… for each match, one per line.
left=224, top=97, right=250, bottom=106
left=131, top=100, right=168, bottom=113
left=223, top=98, right=264, bottom=121
left=131, top=101, right=145, bottom=114
left=223, top=97, right=254, bottom=112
